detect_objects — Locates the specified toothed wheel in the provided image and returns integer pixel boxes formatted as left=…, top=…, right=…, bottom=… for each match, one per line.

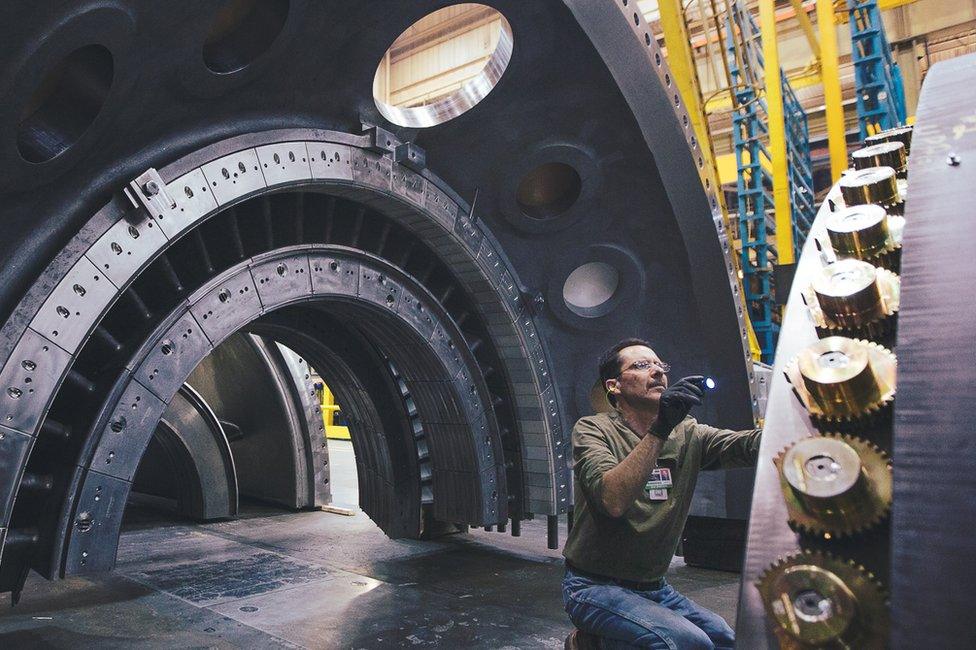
left=824, top=205, right=903, bottom=273
left=756, top=551, right=888, bottom=649
left=804, top=260, right=899, bottom=348
left=839, top=166, right=902, bottom=213
left=784, top=337, right=896, bottom=433
left=851, top=141, right=907, bottom=178
left=864, top=124, right=913, bottom=156
left=775, top=433, right=892, bottom=538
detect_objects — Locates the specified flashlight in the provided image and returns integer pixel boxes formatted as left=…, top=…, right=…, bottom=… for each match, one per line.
left=690, top=376, right=717, bottom=390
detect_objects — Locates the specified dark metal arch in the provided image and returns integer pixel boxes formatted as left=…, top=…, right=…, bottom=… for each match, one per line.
left=61, top=245, right=505, bottom=575
left=0, top=129, right=561, bottom=595
left=0, top=0, right=762, bottom=601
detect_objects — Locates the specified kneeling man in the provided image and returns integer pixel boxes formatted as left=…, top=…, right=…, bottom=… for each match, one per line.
left=562, top=339, right=761, bottom=649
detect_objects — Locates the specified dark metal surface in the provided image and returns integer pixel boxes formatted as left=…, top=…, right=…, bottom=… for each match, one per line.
left=891, top=54, right=976, bottom=650
left=188, top=333, right=327, bottom=510
left=0, top=0, right=756, bottom=596
left=134, top=383, right=239, bottom=522
left=735, top=192, right=827, bottom=647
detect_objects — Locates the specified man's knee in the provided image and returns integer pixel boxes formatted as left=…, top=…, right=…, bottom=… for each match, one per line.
left=646, top=620, right=714, bottom=650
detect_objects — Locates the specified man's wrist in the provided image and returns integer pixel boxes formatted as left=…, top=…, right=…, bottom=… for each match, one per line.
left=649, top=420, right=671, bottom=441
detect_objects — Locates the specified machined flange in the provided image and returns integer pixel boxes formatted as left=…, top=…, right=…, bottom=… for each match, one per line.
left=851, top=142, right=907, bottom=179
left=824, top=204, right=902, bottom=272
left=839, top=167, right=903, bottom=215
left=775, top=433, right=892, bottom=538
left=757, top=550, right=888, bottom=649
left=864, top=124, right=913, bottom=157
left=784, top=337, right=896, bottom=433
left=803, top=259, right=899, bottom=344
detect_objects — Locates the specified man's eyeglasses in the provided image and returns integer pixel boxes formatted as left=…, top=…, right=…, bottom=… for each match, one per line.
left=620, top=359, right=671, bottom=375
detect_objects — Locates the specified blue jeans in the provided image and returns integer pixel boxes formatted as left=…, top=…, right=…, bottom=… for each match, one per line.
left=562, top=567, right=735, bottom=649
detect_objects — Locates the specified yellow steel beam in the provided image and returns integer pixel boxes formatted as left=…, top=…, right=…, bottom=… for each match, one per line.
left=658, top=0, right=762, bottom=361
left=759, top=0, right=794, bottom=265
left=816, top=0, right=848, bottom=182
left=789, top=0, right=821, bottom=61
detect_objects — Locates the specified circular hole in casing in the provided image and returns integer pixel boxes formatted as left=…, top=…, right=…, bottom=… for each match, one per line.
left=563, top=262, right=620, bottom=317
left=203, top=0, right=290, bottom=74
left=516, top=162, right=582, bottom=220
left=373, top=4, right=513, bottom=128
left=17, top=44, right=114, bottom=164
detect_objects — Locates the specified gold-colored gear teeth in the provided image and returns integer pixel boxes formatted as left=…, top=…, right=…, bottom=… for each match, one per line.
left=859, top=245, right=902, bottom=275
left=774, top=433, right=892, bottom=538
left=784, top=337, right=896, bottom=434
left=803, top=261, right=900, bottom=348
left=808, top=403, right=893, bottom=436
left=865, top=124, right=913, bottom=157
left=851, top=141, right=907, bottom=179
left=756, top=550, right=888, bottom=649
left=813, top=321, right=896, bottom=352
left=838, top=166, right=903, bottom=213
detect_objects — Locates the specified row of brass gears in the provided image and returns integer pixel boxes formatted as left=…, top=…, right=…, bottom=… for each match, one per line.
left=759, top=125, right=909, bottom=649
left=802, top=258, right=899, bottom=347
left=756, top=551, right=889, bottom=649
left=774, top=433, right=892, bottom=538
left=783, top=336, right=896, bottom=434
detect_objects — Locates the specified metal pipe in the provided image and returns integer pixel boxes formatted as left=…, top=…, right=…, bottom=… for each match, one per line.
left=547, top=514, right=559, bottom=550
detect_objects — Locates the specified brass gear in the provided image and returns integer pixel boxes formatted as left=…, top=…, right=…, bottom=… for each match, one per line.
left=774, top=433, right=892, bottom=538
left=864, top=124, right=913, bottom=157
left=803, top=260, right=899, bottom=345
left=851, top=141, right=907, bottom=179
left=838, top=167, right=904, bottom=215
left=824, top=205, right=903, bottom=273
left=784, top=337, right=896, bottom=433
left=756, top=551, right=888, bottom=649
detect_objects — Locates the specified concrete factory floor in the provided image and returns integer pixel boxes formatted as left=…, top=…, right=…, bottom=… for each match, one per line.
left=0, top=441, right=740, bottom=648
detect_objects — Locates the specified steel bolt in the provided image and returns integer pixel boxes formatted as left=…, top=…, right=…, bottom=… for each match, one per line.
left=143, top=180, right=160, bottom=196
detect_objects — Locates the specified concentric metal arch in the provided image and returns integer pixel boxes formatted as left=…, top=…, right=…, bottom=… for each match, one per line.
left=64, top=245, right=506, bottom=574
left=0, top=129, right=565, bottom=589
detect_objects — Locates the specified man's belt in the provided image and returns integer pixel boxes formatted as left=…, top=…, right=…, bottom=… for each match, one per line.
left=565, top=561, right=665, bottom=591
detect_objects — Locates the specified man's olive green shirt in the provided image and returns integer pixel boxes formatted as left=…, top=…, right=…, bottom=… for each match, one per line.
left=562, top=409, right=761, bottom=583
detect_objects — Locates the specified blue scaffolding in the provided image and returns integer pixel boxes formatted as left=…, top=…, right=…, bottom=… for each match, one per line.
left=783, top=81, right=815, bottom=259
left=726, top=2, right=815, bottom=362
left=847, top=0, right=907, bottom=138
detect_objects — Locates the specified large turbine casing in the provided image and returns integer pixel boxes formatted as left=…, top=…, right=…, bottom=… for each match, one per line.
left=0, top=1, right=756, bottom=595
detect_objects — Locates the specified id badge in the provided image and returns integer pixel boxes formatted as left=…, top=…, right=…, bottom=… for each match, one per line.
left=644, top=467, right=673, bottom=501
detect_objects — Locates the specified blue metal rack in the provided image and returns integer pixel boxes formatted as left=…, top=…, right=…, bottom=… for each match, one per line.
left=847, top=0, right=907, bottom=138
left=783, top=81, right=815, bottom=259
left=726, top=2, right=815, bottom=362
